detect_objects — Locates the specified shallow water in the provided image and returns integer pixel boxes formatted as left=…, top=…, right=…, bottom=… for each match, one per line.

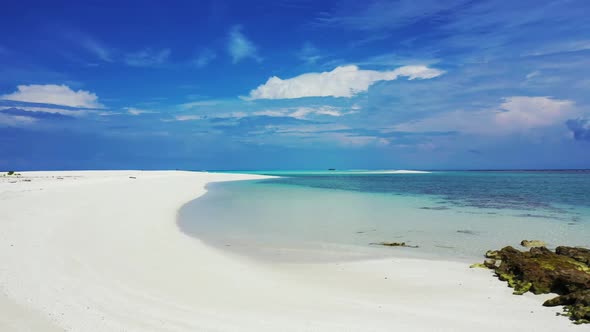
left=178, top=171, right=590, bottom=263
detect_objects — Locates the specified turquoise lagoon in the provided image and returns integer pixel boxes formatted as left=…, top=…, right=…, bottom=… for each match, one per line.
left=178, top=171, right=590, bottom=263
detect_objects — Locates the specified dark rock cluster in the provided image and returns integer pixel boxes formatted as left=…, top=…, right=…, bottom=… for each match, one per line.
left=479, top=245, right=590, bottom=324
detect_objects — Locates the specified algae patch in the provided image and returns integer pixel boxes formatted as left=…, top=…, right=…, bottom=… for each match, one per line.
left=478, top=244, right=590, bottom=324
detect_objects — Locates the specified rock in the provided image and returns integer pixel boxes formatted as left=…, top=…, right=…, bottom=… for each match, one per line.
left=544, top=290, right=590, bottom=324
left=497, top=246, right=590, bottom=294
left=484, top=259, right=499, bottom=269
left=370, top=242, right=419, bottom=248
left=480, top=245, right=590, bottom=324
left=556, top=246, right=590, bottom=266
left=485, top=250, right=501, bottom=259
left=520, top=240, right=547, bottom=248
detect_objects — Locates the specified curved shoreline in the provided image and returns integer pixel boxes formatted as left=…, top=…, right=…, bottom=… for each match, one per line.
left=0, top=171, right=578, bottom=331
left=177, top=181, right=474, bottom=264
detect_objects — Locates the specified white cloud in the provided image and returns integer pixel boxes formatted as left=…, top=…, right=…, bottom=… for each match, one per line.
left=219, top=112, right=248, bottom=119
left=193, top=49, right=217, bottom=68
left=2, top=106, right=91, bottom=117
left=298, top=42, right=323, bottom=64
left=1, top=84, right=103, bottom=108
left=495, top=96, right=574, bottom=130
left=524, top=40, right=590, bottom=57
left=290, top=106, right=343, bottom=119
left=247, top=65, right=444, bottom=100
left=227, top=26, right=260, bottom=64
left=334, top=135, right=390, bottom=146
left=125, top=48, right=170, bottom=67
left=316, top=0, right=468, bottom=32
left=526, top=71, right=540, bottom=80
left=180, top=100, right=224, bottom=109
left=0, top=113, right=36, bottom=126
left=253, top=110, right=287, bottom=117
left=274, top=124, right=389, bottom=146
left=394, top=96, right=578, bottom=135
left=175, top=115, right=202, bottom=121
left=64, top=31, right=114, bottom=63
left=97, top=111, right=121, bottom=116
left=252, top=106, right=345, bottom=119
left=125, top=107, right=157, bottom=116
left=81, top=38, right=113, bottom=62
left=171, top=111, right=247, bottom=122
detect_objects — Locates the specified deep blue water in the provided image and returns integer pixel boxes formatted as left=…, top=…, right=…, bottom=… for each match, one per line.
left=257, top=171, right=590, bottom=214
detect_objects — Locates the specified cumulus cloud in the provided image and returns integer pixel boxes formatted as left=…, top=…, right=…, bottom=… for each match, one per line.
left=246, top=65, right=444, bottom=100
left=1, top=84, right=103, bottom=108
left=394, top=96, right=578, bottom=135
left=227, top=26, right=260, bottom=64
left=495, top=96, right=574, bottom=130
left=566, top=118, right=590, bottom=141
left=125, top=48, right=171, bottom=67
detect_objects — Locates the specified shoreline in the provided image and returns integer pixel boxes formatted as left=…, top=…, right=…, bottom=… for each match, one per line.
left=0, top=171, right=579, bottom=331
left=178, top=178, right=588, bottom=266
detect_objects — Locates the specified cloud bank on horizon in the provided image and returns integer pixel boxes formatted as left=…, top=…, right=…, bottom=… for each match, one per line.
left=0, top=0, right=589, bottom=170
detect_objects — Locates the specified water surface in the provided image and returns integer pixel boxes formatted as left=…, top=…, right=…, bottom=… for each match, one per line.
left=179, top=171, right=590, bottom=263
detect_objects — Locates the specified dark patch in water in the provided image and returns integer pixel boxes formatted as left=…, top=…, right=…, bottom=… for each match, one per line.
left=263, top=172, right=590, bottom=221
left=457, top=229, right=478, bottom=235
left=355, top=229, right=376, bottom=234
left=419, top=206, right=450, bottom=210
left=370, top=242, right=419, bottom=248
left=435, top=245, right=456, bottom=249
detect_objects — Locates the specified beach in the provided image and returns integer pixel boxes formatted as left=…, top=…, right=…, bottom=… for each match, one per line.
left=0, top=170, right=579, bottom=331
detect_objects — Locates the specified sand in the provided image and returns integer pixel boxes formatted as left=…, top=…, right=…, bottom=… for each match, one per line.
left=0, top=170, right=580, bottom=331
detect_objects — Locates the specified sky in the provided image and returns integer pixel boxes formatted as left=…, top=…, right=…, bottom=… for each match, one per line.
left=1, top=0, right=589, bottom=170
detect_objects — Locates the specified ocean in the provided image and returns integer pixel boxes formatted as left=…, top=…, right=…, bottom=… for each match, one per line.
left=178, top=170, right=590, bottom=263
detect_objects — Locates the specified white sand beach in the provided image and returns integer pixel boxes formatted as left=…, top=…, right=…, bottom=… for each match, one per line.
left=0, top=171, right=579, bottom=331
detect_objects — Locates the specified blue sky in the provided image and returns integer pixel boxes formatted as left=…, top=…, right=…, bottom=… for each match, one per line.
left=1, top=0, right=589, bottom=170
